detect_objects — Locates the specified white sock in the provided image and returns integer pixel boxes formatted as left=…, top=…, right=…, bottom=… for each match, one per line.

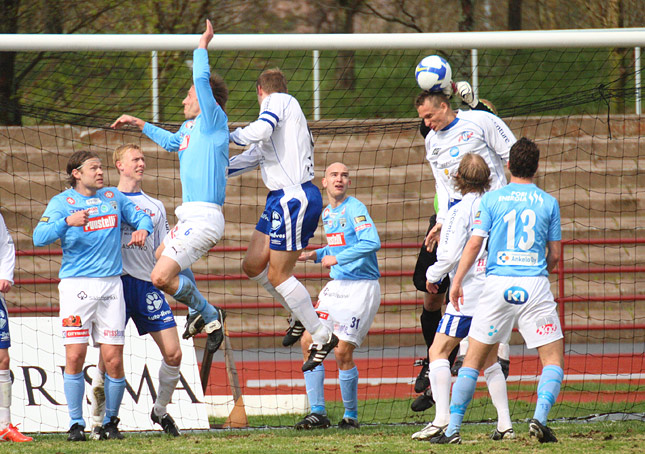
left=0, top=370, right=11, bottom=429
left=484, top=362, right=512, bottom=432
left=497, top=342, right=510, bottom=361
left=429, top=359, right=451, bottom=426
left=275, top=276, right=329, bottom=344
left=154, top=361, right=181, bottom=416
left=90, top=367, right=106, bottom=428
left=458, top=338, right=469, bottom=356
left=250, top=266, right=291, bottom=312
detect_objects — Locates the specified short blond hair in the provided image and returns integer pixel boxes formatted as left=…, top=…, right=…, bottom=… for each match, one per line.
left=113, top=143, right=141, bottom=169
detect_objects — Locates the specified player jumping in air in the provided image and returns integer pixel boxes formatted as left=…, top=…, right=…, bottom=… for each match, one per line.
left=295, top=163, right=381, bottom=430
left=227, top=68, right=337, bottom=371
left=111, top=19, right=227, bottom=353
left=33, top=151, right=153, bottom=441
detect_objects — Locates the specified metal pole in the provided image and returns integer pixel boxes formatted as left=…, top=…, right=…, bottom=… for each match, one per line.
left=313, top=50, right=321, bottom=121
left=151, top=50, right=159, bottom=123
left=471, top=48, right=479, bottom=98
left=636, top=47, right=641, bottom=116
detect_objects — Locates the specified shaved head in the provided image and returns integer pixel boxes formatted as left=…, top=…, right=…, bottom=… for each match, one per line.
left=325, top=162, right=348, bottom=178
left=322, top=162, right=351, bottom=207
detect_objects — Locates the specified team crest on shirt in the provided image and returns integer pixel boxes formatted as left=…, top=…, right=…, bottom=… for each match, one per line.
left=110, top=201, right=118, bottom=210
left=185, top=120, right=195, bottom=130
left=66, top=197, right=75, bottom=205
left=179, top=135, right=190, bottom=151
left=458, top=131, right=474, bottom=142
left=323, top=208, right=330, bottom=218
left=104, top=191, right=114, bottom=199
left=339, top=218, right=346, bottom=228
left=271, top=211, right=283, bottom=231
left=100, top=204, right=110, bottom=213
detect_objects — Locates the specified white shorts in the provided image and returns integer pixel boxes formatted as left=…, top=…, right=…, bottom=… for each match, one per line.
left=315, top=279, right=381, bottom=347
left=58, top=276, right=126, bottom=346
left=468, top=275, right=563, bottom=349
left=162, top=202, right=225, bottom=270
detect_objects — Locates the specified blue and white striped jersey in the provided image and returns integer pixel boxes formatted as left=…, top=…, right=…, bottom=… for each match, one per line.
left=142, top=48, right=228, bottom=206
left=228, top=92, right=315, bottom=191
left=314, top=196, right=380, bottom=281
left=473, top=183, right=561, bottom=277
left=33, top=188, right=153, bottom=279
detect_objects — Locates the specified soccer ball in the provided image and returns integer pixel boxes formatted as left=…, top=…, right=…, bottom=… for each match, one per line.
left=415, top=55, right=452, bottom=92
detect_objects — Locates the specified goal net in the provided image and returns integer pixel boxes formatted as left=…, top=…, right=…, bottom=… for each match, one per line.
left=0, top=30, right=643, bottom=431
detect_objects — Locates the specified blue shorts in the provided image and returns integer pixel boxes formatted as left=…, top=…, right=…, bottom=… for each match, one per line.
left=0, top=297, right=10, bottom=349
left=437, top=313, right=472, bottom=339
left=256, top=181, right=322, bottom=251
left=121, top=275, right=177, bottom=336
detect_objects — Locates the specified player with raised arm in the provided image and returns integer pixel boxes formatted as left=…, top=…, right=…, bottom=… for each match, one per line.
left=33, top=151, right=153, bottom=441
left=295, top=163, right=380, bottom=430
left=88, top=144, right=182, bottom=438
left=431, top=138, right=563, bottom=444
left=111, top=20, right=227, bottom=353
left=226, top=68, right=337, bottom=371
left=411, top=89, right=516, bottom=410
left=411, top=154, right=512, bottom=441
left=0, top=212, right=32, bottom=442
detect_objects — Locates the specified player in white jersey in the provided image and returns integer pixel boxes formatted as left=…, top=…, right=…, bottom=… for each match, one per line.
left=295, top=163, right=381, bottom=430
left=88, top=144, right=182, bottom=438
left=411, top=90, right=516, bottom=411
left=0, top=213, right=32, bottom=442
left=227, top=69, right=337, bottom=371
left=412, top=154, right=512, bottom=441
left=111, top=20, right=226, bottom=354
left=432, top=138, right=563, bottom=444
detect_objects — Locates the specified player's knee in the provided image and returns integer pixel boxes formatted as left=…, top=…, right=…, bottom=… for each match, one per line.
left=0, top=352, right=10, bottom=370
left=241, top=258, right=261, bottom=279
left=151, top=270, right=170, bottom=290
left=423, top=292, right=444, bottom=311
left=164, top=347, right=182, bottom=367
left=335, top=343, right=354, bottom=367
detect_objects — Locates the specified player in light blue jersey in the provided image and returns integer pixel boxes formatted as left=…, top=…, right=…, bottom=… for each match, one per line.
left=227, top=68, right=337, bottom=371
left=431, top=138, right=563, bottom=444
left=88, top=144, right=183, bottom=438
left=33, top=151, right=153, bottom=442
left=111, top=20, right=227, bottom=354
left=296, top=163, right=381, bottom=429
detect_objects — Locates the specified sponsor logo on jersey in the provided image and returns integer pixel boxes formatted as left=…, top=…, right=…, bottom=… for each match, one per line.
left=326, top=232, right=346, bottom=246
left=86, top=198, right=101, bottom=205
left=504, top=286, right=529, bottom=305
left=528, top=191, right=544, bottom=206
left=87, top=207, right=99, bottom=215
left=536, top=317, right=558, bottom=335
left=64, top=329, right=89, bottom=338
left=271, top=211, right=282, bottom=231
left=83, top=214, right=118, bottom=232
left=431, top=148, right=441, bottom=156
left=475, top=258, right=487, bottom=273
left=355, top=223, right=372, bottom=232
left=339, top=218, right=346, bottom=228
left=316, top=311, right=329, bottom=320
left=474, top=219, right=482, bottom=225
left=498, top=191, right=527, bottom=202
left=185, top=120, right=195, bottom=130
left=103, top=329, right=125, bottom=337
left=66, top=197, right=76, bottom=205
left=497, top=251, right=538, bottom=266
left=179, top=135, right=190, bottom=151
left=104, top=191, right=114, bottom=199
left=493, top=120, right=511, bottom=143
left=458, top=131, right=474, bottom=142
left=475, top=211, right=481, bottom=218
left=77, top=291, right=87, bottom=300
left=354, top=215, right=366, bottom=223
left=449, top=146, right=460, bottom=157
left=62, top=315, right=82, bottom=327
left=39, top=216, right=50, bottom=223
left=323, top=208, right=330, bottom=218
left=100, top=204, right=110, bottom=213
left=110, top=201, right=118, bottom=210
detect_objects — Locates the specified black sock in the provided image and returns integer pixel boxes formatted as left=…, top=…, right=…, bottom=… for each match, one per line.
left=420, top=308, right=442, bottom=354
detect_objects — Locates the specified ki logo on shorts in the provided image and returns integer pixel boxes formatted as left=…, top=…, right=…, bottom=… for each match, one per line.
left=271, top=211, right=283, bottom=231
left=504, top=286, right=529, bottom=305
left=146, top=292, right=163, bottom=312
left=77, top=291, right=87, bottom=300
left=488, top=325, right=498, bottom=336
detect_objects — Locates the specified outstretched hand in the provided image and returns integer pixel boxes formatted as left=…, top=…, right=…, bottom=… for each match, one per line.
left=111, top=114, right=144, bottom=130
left=199, top=19, right=214, bottom=49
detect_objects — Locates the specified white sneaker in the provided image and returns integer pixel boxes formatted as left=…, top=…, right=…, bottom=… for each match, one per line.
left=411, top=422, right=448, bottom=440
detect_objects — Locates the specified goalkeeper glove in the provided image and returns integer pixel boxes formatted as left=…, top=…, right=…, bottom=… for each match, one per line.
left=456, top=81, right=479, bottom=109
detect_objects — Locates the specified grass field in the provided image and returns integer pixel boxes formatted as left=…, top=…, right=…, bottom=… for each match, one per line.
left=2, top=420, right=644, bottom=454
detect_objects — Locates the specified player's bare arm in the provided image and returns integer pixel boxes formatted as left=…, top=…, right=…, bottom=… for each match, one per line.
left=298, top=250, right=317, bottom=262
left=199, top=19, right=214, bottom=49
left=0, top=279, right=11, bottom=294
left=546, top=240, right=561, bottom=274
left=424, top=223, right=442, bottom=251
left=111, top=114, right=145, bottom=130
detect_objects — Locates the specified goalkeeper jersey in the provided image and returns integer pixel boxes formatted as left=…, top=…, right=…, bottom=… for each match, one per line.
left=424, top=109, right=515, bottom=225
left=142, top=48, right=228, bottom=206
left=314, top=196, right=380, bottom=281
left=120, top=191, right=169, bottom=282
left=228, top=92, right=315, bottom=191
left=33, top=188, right=153, bottom=279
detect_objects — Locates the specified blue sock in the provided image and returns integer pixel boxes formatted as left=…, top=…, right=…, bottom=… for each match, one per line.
left=179, top=269, right=200, bottom=317
left=63, top=372, right=86, bottom=428
left=445, top=367, right=479, bottom=437
left=304, top=364, right=326, bottom=415
left=174, top=274, right=217, bottom=323
left=533, top=365, right=564, bottom=424
left=339, top=366, right=359, bottom=420
left=103, top=373, right=126, bottom=424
